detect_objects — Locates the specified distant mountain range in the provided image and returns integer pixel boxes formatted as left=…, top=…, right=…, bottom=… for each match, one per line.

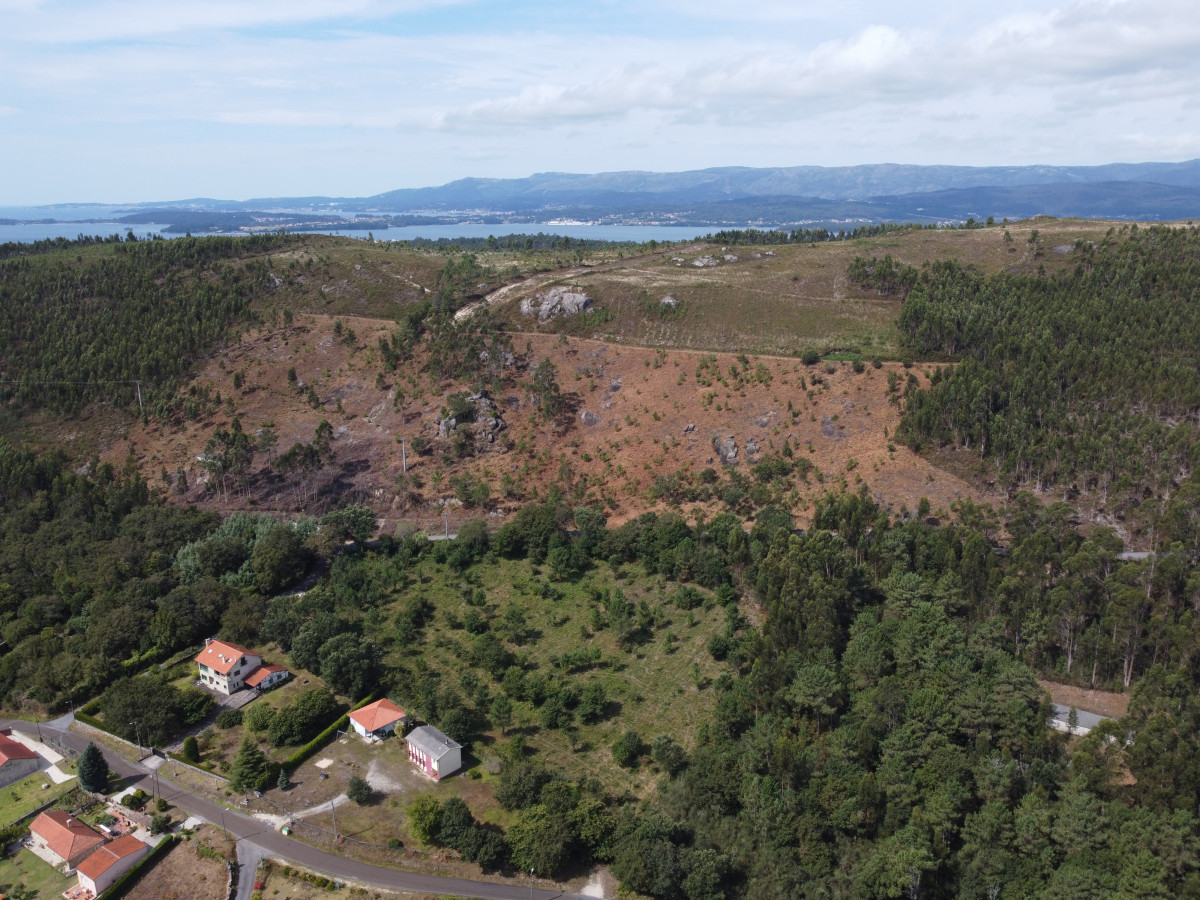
left=14, top=160, right=1200, bottom=233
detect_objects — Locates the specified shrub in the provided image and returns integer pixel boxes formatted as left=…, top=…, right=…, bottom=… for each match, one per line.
left=243, top=703, right=276, bottom=733
left=611, top=730, right=645, bottom=768
left=181, top=736, right=200, bottom=763
left=347, top=775, right=372, bottom=805
left=150, top=813, right=171, bottom=834
left=407, top=795, right=442, bottom=844
left=215, top=709, right=243, bottom=729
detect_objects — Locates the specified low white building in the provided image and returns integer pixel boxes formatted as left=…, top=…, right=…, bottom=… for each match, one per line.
left=244, top=664, right=289, bottom=692
left=405, top=725, right=462, bottom=780
left=75, top=834, right=149, bottom=895
left=348, top=698, right=406, bottom=740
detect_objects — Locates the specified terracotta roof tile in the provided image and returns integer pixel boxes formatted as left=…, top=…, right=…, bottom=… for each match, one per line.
left=0, top=731, right=38, bottom=765
left=76, top=835, right=148, bottom=879
left=244, top=664, right=287, bottom=687
left=194, top=640, right=256, bottom=676
left=30, top=810, right=105, bottom=862
left=349, top=698, right=406, bottom=733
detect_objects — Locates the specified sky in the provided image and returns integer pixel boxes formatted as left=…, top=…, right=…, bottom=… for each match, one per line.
left=1, top=0, right=1199, bottom=204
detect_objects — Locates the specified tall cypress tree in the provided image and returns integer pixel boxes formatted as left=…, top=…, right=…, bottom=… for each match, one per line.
left=228, top=737, right=269, bottom=793
left=78, top=742, right=110, bottom=794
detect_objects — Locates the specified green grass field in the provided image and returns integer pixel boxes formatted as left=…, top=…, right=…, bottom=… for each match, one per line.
left=0, top=764, right=77, bottom=827
left=492, top=219, right=1122, bottom=357
left=379, top=553, right=729, bottom=799
left=0, top=847, right=75, bottom=899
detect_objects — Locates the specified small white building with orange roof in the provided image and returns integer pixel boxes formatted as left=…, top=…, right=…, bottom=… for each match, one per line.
left=75, top=834, right=150, bottom=895
left=348, top=698, right=406, bottom=740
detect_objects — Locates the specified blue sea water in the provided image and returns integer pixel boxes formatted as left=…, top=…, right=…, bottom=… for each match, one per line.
left=0, top=214, right=720, bottom=246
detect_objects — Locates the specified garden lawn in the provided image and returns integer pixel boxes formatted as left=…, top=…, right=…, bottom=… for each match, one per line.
left=0, top=847, right=75, bottom=898
left=0, top=767, right=77, bottom=827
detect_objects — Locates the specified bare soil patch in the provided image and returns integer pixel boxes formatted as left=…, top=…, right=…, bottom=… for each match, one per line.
left=126, top=825, right=234, bottom=900
left=100, top=315, right=1001, bottom=529
left=1039, top=679, right=1130, bottom=720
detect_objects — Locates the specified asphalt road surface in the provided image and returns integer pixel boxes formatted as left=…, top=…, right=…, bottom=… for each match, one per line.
left=3, top=717, right=587, bottom=900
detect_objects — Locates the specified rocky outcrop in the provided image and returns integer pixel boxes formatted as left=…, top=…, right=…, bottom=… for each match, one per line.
left=434, top=391, right=508, bottom=449
left=714, top=435, right=739, bottom=465
left=520, top=286, right=594, bottom=322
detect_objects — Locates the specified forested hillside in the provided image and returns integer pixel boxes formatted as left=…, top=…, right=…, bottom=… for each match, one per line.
left=890, top=225, right=1200, bottom=509
left=0, top=233, right=302, bottom=414
left=5, top=424, right=1200, bottom=895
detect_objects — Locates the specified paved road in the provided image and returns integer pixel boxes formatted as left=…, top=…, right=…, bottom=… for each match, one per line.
left=3, top=718, right=585, bottom=900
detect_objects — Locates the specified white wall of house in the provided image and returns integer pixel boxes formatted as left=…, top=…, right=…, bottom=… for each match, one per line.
left=78, top=846, right=148, bottom=895
left=435, top=746, right=462, bottom=778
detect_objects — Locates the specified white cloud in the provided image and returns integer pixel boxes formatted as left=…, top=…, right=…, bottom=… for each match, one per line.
left=1, top=0, right=1198, bottom=203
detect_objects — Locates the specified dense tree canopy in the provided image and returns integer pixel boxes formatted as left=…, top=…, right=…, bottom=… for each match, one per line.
left=891, top=225, right=1200, bottom=505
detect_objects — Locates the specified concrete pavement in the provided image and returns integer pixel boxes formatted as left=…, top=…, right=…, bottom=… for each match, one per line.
left=2, top=718, right=586, bottom=900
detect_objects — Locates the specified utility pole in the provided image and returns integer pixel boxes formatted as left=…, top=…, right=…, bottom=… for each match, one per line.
left=331, top=799, right=338, bottom=842
left=134, top=381, right=144, bottom=414
left=401, top=438, right=407, bottom=474
left=129, top=721, right=143, bottom=760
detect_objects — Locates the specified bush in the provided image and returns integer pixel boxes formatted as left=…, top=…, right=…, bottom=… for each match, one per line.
left=150, top=813, right=171, bottom=834
left=181, top=736, right=200, bottom=763
left=408, top=795, right=442, bottom=844
left=269, top=688, right=339, bottom=746
left=801, top=349, right=820, bottom=365
left=651, top=735, right=688, bottom=775
left=347, top=775, right=372, bottom=805
left=243, top=703, right=276, bottom=733
left=611, top=730, right=645, bottom=768
left=707, top=633, right=732, bottom=661
left=215, top=709, right=243, bottom=729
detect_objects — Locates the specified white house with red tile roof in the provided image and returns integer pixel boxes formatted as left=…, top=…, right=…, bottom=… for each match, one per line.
left=28, top=810, right=105, bottom=869
left=195, top=639, right=288, bottom=695
left=348, top=698, right=406, bottom=740
left=75, top=834, right=149, bottom=895
left=195, top=640, right=261, bottom=694
left=0, top=729, right=40, bottom=788
left=243, top=663, right=289, bottom=692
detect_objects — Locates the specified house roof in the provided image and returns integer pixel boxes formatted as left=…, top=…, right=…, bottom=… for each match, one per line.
left=76, top=834, right=148, bottom=879
left=30, top=810, right=105, bottom=861
left=195, top=640, right=257, bottom=676
left=243, top=664, right=288, bottom=688
left=405, top=725, right=460, bottom=760
left=0, top=731, right=38, bottom=765
left=349, top=698, right=406, bottom=733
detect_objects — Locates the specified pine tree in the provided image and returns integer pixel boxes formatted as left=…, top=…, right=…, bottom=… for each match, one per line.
left=78, top=742, right=109, bottom=794
left=277, top=767, right=290, bottom=791
left=228, top=737, right=269, bottom=793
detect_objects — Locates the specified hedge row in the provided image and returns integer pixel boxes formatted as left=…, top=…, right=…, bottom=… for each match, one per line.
left=98, top=834, right=174, bottom=899
left=281, top=693, right=377, bottom=774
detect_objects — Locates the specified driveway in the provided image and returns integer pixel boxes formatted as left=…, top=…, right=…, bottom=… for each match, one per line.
left=1, top=717, right=585, bottom=900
